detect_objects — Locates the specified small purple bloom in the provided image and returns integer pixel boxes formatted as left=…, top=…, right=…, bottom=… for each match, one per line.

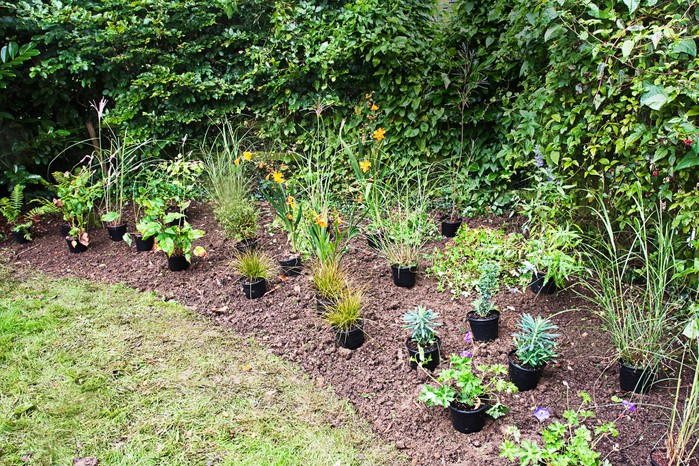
left=533, top=407, right=550, bottom=422
left=622, top=400, right=636, bottom=412
left=460, top=350, right=472, bottom=358
left=534, top=153, right=545, bottom=168
left=464, top=332, right=473, bottom=343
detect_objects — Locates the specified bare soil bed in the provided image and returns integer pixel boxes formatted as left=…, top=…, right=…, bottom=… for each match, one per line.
left=2, top=203, right=673, bottom=466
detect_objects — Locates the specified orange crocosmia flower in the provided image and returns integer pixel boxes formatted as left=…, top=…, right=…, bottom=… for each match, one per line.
left=272, top=171, right=285, bottom=183
left=336, top=216, right=343, bottom=225
left=286, top=213, right=293, bottom=220
left=371, top=104, right=379, bottom=111
left=234, top=157, right=241, bottom=165
left=356, top=193, right=363, bottom=204
left=317, top=219, right=328, bottom=228
left=243, top=151, right=253, bottom=161
left=259, top=161, right=265, bottom=169
left=359, top=160, right=371, bottom=173
left=287, top=196, right=295, bottom=209
left=373, top=127, right=386, bottom=141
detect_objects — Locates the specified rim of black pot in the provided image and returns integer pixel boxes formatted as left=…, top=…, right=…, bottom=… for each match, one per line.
left=507, top=349, right=545, bottom=372
left=466, top=309, right=501, bottom=321
left=449, top=399, right=490, bottom=415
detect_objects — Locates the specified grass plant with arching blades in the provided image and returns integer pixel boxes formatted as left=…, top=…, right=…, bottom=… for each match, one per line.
left=232, top=249, right=278, bottom=281
left=324, top=287, right=364, bottom=332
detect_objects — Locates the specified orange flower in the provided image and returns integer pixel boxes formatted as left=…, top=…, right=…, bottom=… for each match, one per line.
left=287, top=195, right=295, bottom=209
left=373, top=127, right=386, bottom=141
left=356, top=193, right=363, bottom=204
left=243, top=151, right=253, bottom=161
left=359, top=160, right=371, bottom=173
left=371, top=104, right=379, bottom=111
left=272, top=171, right=285, bottom=183
left=336, top=216, right=343, bottom=225
left=259, top=161, right=265, bottom=169
left=316, top=218, right=328, bottom=228
left=234, top=157, right=241, bottom=165
left=286, top=213, right=293, bottom=220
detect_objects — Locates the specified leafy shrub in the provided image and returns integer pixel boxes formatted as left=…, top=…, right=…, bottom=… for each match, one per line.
left=427, top=226, right=526, bottom=299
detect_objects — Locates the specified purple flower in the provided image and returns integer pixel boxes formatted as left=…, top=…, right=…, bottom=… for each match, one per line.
left=533, top=407, right=550, bottom=422
left=464, top=332, right=473, bottom=343
left=460, top=350, right=472, bottom=358
left=534, top=153, right=545, bottom=168
left=622, top=400, right=636, bottom=412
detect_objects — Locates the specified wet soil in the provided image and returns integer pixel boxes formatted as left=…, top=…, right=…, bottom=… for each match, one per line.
left=1, top=203, right=676, bottom=466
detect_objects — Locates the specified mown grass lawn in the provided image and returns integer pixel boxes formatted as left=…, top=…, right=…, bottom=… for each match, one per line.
left=0, top=268, right=403, bottom=466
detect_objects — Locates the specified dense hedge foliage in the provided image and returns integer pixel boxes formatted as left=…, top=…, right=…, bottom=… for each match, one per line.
left=1, top=0, right=698, bottom=248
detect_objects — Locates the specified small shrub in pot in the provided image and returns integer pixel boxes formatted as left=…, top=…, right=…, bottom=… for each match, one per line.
left=509, top=314, right=559, bottom=391
left=232, top=249, right=277, bottom=299
left=324, top=288, right=365, bottom=349
left=467, top=262, right=501, bottom=341
left=403, top=305, right=442, bottom=371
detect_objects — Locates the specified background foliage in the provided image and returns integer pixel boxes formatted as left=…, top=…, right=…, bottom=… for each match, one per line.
left=1, top=0, right=698, bottom=249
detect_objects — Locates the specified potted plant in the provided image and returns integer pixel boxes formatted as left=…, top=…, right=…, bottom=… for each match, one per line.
left=379, top=209, right=435, bottom=289
left=154, top=212, right=206, bottom=271
left=581, top=190, right=679, bottom=394
left=324, top=287, right=365, bottom=350
left=232, top=249, right=277, bottom=299
left=53, top=168, right=103, bottom=253
left=310, top=259, right=349, bottom=314
left=262, top=175, right=305, bottom=276
left=467, top=262, right=501, bottom=341
left=508, top=313, right=559, bottom=391
left=500, top=392, right=619, bottom=465
left=650, top=313, right=699, bottom=466
left=0, top=183, right=58, bottom=243
left=419, top=353, right=517, bottom=434
left=403, top=305, right=442, bottom=371
left=129, top=183, right=168, bottom=252
left=522, top=223, right=582, bottom=295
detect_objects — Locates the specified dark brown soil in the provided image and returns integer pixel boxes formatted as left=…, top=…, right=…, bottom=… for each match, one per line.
left=1, top=204, right=675, bottom=465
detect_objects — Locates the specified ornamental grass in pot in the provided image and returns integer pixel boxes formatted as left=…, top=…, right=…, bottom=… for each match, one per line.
left=580, top=189, right=682, bottom=394
left=467, top=261, right=501, bottom=342
left=403, top=305, right=442, bottom=371
left=324, top=287, right=365, bottom=350
left=508, top=314, right=559, bottom=391
left=232, top=249, right=277, bottom=299
left=419, top=353, right=517, bottom=434
left=310, top=259, right=349, bottom=314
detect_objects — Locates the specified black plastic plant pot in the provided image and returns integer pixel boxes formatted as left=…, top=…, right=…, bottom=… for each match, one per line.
left=649, top=449, right=665, bottom=466
left=441, top=217, right=462, bottom=238
left=60, top=223, right=70, bottom=237
left=242, top=278, right=266, bottom=299
left=335, top=322, right=365, bottom=350
left=405, top=337, right=441, bottom=371
left=167, top=255, right=190, bottom=272
left=279, top=256, right=302, bottom=277
left=508, top=350, right=545, bottom=392
left=65, top=238, right=88, bottom=254
left=134, top=234, right=154, bottom=252
left=619, top=360, right=654, bottom=394
left=529, top=271, right=559, bottom=295
left=106, top=223, right=127, bottom=242
left=391, top=264, right=417, bottom=288
left=449, top=401, right=488, bottom=434
left=235, top=237, right=258, bottom=253
left=366, top=231, right=385, bottom=250
left=12, top=230, right=30, bottom=244
left=467, top=310, right=500, bottom=342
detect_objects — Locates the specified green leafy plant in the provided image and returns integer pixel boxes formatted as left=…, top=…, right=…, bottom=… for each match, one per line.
left=500, top=392, right=619, bottom=466
left=427, top=225, right=527, bottom=299
left=53, top=168, right=103, bottom=246
left=512, top=314, right=559, bottom=368
left=419, top=353, right=516, bottom=419
left=522, top=223, right=583, bottom=290
left=403, top=305, right=442, bottom=367
left=232, top=249, right=277, bottom=282
left=472, top=262, right=500, bottom=317
left=154, top=213, right=206, bottom=262
left=0, top=183, right=58, bottom=240
left=324, top=288, right=363, bottom=332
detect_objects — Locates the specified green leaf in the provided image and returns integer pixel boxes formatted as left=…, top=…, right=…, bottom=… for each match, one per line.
left=640, top=84, right=669, bottom=110
left=672, top=38, right=697, bottom=57
left=676, top=153, right=699, bottom=170
left=621, top=40, right=634, bottom=59
left=623, top=0, right=641, bottom=14
left=544, top=24, right=563, bottom=42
